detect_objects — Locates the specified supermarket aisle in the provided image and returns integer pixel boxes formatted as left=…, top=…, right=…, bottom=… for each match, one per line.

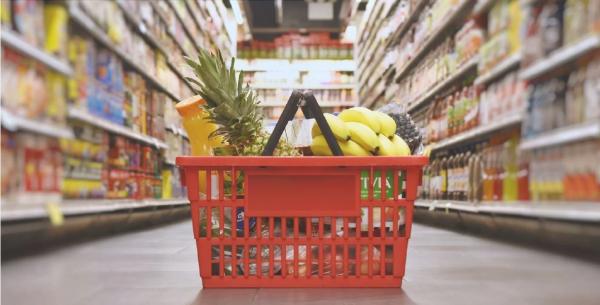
left=3, top=221, right=600, bottom=305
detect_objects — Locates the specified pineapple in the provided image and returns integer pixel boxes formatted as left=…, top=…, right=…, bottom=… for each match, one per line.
left=379, top=103, right=422, bottom=153
left=185, top=49, right=298, bottom=156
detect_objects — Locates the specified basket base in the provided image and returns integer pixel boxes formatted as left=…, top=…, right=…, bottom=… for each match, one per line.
left=201, top=276, right=403, bottom=288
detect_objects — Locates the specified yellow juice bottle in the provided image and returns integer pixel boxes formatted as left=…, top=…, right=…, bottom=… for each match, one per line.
left=176, top=96, right=221, bottom=195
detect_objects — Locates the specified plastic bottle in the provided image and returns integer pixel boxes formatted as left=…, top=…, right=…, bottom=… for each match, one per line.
left=176, top=95, right=220, bottom=195
left=502, top=138, right=519, bottom=201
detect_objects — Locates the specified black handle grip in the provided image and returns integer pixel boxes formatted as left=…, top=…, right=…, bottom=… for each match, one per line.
left=262, top=90, right=343, bottom=156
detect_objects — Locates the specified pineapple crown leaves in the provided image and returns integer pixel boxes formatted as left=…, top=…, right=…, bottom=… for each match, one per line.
left=184, top=49, right=265, bottom=154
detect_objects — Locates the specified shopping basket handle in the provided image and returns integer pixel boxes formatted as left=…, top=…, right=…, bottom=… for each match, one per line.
left=262, top=90, right=343, bottom=156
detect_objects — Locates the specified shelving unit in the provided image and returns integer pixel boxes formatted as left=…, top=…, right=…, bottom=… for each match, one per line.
left=519, top=35, right=600, bottom=80
left=68, top=3, right=181, bottom=102
left=1, top=29, right=73, bottom=76
left=474, top=53, right=521, bottom=85
left=237, top=59, right=355, bottom=72
left=415, top=200, right=600, bottom=223
left=356, top=0, right=600, bottom=233
left=114, top=0, right=193, bottom=92
left=406, top=56, right=479, bottom=113
left=394, top=0, right=475, bottom=83
left=68, top=108, right=169, bottom=149
left=1, top=198, right=189, bottom=222
left=431, top=112, right=522, bottom=151
left=1, top=0, right=239, bottom=226
left=1, top=108, right=74, bottom=139
left=519, top=121, right=600, bottom=151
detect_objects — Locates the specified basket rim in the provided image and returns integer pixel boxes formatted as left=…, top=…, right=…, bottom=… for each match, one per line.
left=176, top=156, right=429, bottom=167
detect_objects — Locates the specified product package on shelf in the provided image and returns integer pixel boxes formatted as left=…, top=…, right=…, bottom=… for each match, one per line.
left=61, top=122, right=108, bottom=199
left=1, top=48, right=68, bottom=124
left=0, top=129, right=63, bottom=205
left=521, top=0, right=600, bottom=68
left=479, top=0, right=523, bottom=73
left=238, top=32, right=353, bottom=60
left=523, top=55, right=600, bottom=139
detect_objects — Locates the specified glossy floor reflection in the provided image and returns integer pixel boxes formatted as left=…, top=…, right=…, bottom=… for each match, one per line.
left=2, top=220, right=600, bottom=305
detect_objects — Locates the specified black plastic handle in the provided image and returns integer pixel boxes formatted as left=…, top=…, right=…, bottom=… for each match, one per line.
left=262, top=90, right=343, bottom=156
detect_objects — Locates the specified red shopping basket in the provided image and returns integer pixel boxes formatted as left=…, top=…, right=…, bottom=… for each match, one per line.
left=176, top=91, right=427, bottom=288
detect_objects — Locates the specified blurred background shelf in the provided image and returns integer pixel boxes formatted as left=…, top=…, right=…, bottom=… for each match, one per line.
left=415, top=200, right=600, bottom=223
left=68, top=108, right=168, bottom=149
left=1, top=29, right=73, bottom=76
left=237, top=59, right=355, bottom=72
left=1, top=198, right=189, bottom=222
left=520, top=121, right=600, bottom=151
left=474, top=54, right=521, bottom=85
left=519, top=35, right=600, bottom=80
left=1, top=108, right=74, bottom=139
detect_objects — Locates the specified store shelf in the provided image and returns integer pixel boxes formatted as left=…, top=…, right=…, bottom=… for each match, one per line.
left=1, top=108, right=74, bottom=138
left=1, top=198, right=189, bottom=222
left=165, top=0, right=201, bottom=53
left=1, top=29, right=73, bottom=76
left=473, top=0, right=496, bottom=16
left=519, top=121, right=600, bottom=151
left=251, top=83, right=355, bottom=90
left=237, top=59, right=355, bottom=72
left=431, top=112, right=522, bottom=151
left=519, top=35, right=600, bottom=81
left=395, top=0, right=475, bottom=83
left=68, top=108, right=168, bottom=149
left=406, top=56, right=479, bottom=113
left=114, top=0, right=192, bottom=93
left=475, top=53, right=521, bottom=85
left=69, top=4, right=181, bottom=102
left=415, top=200, right=600, bottom=223
left=387, top=0, right=428, bottom=48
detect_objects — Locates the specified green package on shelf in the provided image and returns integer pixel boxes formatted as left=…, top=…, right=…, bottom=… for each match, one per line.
left=360, top=170, right=405, bottom=200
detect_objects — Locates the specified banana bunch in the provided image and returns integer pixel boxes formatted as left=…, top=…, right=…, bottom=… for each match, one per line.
left=310, top=107, right=412, bottom=156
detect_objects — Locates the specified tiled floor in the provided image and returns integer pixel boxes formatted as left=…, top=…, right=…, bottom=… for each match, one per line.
left=2, top=220, right=600, bottom=305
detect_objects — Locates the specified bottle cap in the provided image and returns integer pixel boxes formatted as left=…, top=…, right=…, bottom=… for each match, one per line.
left=176, top=95, right=206, bottom=117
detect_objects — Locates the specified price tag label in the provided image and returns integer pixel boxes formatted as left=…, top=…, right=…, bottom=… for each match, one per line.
left=46, top=203, right=64, bottom=226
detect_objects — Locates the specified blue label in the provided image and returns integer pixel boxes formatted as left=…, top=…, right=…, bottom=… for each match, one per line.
left=236, top=207, right=256, bottom=235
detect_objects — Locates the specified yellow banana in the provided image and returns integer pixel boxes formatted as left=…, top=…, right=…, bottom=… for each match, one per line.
left=373, top=111, right=397, bottom=138
left=311, top=113, right=351, bottom=141
left=391, top=134, right=411, bottom=156
left=345, top=122, right=380, bottom=153
left=377, top=134, right=397, bottom=156
left=310, top=135, right=371, bottom=156
left=310, top=135, right=334, bottom=156
left=339, top=107, right=381, bottom=134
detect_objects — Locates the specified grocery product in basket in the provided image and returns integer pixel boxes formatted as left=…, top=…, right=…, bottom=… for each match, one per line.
left=339, top=107, right=381, bottom=134
left=311, top=113, right=350, bottom=141
left=344, top=122, right=380, bottom=153
left=185, top=49, right=298, bottom=157
left=311, top=135, right=370, bottom=156
left=391, top=135, right=411, bottom=156
left=372, top=111, right=397, bottom=138
left=377, top=134, right=398, bottom=156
